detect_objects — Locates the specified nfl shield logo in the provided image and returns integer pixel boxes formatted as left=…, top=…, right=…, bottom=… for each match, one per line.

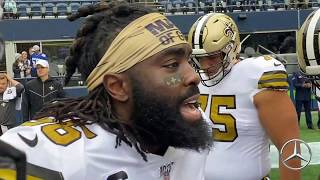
left=160, top=162, right=174, bottom=180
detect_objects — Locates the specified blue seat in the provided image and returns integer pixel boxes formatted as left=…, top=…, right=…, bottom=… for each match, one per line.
left=184, top=0, right=195, bottom=13
left=70, top=2, right=81, bottom=13
left=56, top=3, right=68, bottom=16
left=17, top=3, right=29, bottom=17
left=30, top=3, right=42, bottom=17
left=173, top=0, right=183, bottom=12
left=159, top=0, right=167, bottom=5
left=81, top=2, right=92, bottom=7
left=157, top=0, right=167, bottom=12
left=92, top=0, right=99, bottom=4
left=44, top=3, right=55, bottom=16
left=166, top=2, right=175, bottom=13
left=308, top=0, right=317, bottom=7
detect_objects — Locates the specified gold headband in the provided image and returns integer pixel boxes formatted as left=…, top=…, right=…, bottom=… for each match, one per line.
left=86, top=13, right=188, bottom=91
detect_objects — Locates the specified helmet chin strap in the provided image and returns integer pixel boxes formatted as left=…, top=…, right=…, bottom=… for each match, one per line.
left=199, top=54, right=232, bottom=87
left=200, top=70, right=224, bottom=87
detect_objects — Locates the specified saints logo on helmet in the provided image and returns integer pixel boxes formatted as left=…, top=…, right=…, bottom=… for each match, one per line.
left=297, top=8, right=320, bottom=100
left=188, top=13, right=241, bottom=87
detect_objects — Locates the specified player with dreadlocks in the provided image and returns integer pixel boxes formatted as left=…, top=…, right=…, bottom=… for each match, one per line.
left=0, top=1, right=212, bottom=179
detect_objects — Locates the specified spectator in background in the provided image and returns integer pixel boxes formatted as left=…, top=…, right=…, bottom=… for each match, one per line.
left=292, top=71, right=314, bottom=129
left=3, top=0, right=16, bottom=19
left=12, top=53, right=23, bottom=78
left=288, top=73, right=295, bottom=103
left=21, top=51, right=32, bottom=78
left=0, top=0, right=4, bottom=19
left=279, top=36, right=295, bottom=53
left=30, top=45, right=48, bottom=77
left=296, top=0, right=309, bottom=9
left=0, top=73, right=24, bottom=135
left=28, top=47, right=34, bottom=58
left=22, top=60, right=64, bottom=122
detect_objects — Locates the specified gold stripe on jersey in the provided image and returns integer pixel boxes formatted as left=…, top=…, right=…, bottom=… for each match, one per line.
left=259, top=72, right=287, bottom=81
left=22, top=117, right=55, bottom=126
left=0, top=169, right=42, bottom=180
left=258, top=70, right=289, bottom=90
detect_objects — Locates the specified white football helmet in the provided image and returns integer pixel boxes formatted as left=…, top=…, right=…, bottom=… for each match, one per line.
left=188, top=13, right=241, bottom=87
left=297, top=8, right=320, bottom=100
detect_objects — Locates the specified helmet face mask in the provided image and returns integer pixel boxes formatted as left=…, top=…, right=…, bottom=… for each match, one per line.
left=297, top=8, right=320, bottom=101
left=191, top=51, right=231, bottom=86
left=188, top=13, right=241, bottom=87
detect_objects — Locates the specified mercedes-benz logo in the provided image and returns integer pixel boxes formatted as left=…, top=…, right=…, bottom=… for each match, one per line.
left=280, top=139, right=312, bottom=170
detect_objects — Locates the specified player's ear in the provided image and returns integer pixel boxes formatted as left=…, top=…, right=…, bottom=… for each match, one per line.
left=103, top=74, right=129, bottom=102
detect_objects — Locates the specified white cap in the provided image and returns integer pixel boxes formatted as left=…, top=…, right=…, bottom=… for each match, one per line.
left=36, top=60, right=49, bottom=68
left=33, top=45, right=40, bottom=51
left=15, top=53, right=21, bottom=61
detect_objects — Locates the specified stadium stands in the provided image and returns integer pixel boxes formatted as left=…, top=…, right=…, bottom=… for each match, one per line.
left=16, top=3, right=28, bottom=18
left=2, top=0, right=319, bottom=19
left=29, top=3, right=42, bottom=18
left=3, top=0, right=99, bottom=19
left=55, top=3, right=70, bottom=17
left=70, top=3, right=81, bottom=14
left=43, top=3, right=55, bottom=18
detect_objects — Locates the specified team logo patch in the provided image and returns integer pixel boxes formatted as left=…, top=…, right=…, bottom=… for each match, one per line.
left=160, top=162, right=174, bottom=180
left=18, top=133, right=38, bottom=147
left=145, top=19, right=185, bottom=45
left=224, top=22, right=234, bottom=38
left=263, top=55, right=273, bottom=61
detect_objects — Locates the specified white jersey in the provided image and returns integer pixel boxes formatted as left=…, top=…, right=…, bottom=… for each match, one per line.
left=200, top=56, right=289, bottom=180
left=0, top=117, right=208, bottom=180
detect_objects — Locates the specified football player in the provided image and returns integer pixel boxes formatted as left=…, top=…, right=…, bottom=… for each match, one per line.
left=296, top=8, right=320, bottom=129
left=188, top=13, right=301, bottom=180
left=0, top=1, right=212, bottom=179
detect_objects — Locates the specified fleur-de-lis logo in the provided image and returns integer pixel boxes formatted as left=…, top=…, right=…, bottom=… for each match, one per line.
left=224, top=22, right=234, bottom=38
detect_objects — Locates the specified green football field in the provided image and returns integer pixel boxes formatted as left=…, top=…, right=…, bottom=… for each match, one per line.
left=270, top=111, right=320, bottom=179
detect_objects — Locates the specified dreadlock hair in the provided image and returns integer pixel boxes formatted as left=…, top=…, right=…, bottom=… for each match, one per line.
left=34, top=0, right=153, bottom=161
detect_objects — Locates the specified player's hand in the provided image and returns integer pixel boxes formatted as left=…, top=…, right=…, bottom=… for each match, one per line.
left=305, top=82, right=312, bottom=88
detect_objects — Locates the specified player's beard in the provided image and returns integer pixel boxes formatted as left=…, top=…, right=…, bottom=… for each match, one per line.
left=129, top=79, right=212, bottom=152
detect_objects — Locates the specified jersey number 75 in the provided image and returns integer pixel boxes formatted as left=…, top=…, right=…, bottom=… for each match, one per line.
left=199, top=95, right=238, bottom=142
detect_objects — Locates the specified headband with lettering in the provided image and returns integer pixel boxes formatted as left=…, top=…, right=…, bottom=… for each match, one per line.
left=86, top=13, right=188, bottom=91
